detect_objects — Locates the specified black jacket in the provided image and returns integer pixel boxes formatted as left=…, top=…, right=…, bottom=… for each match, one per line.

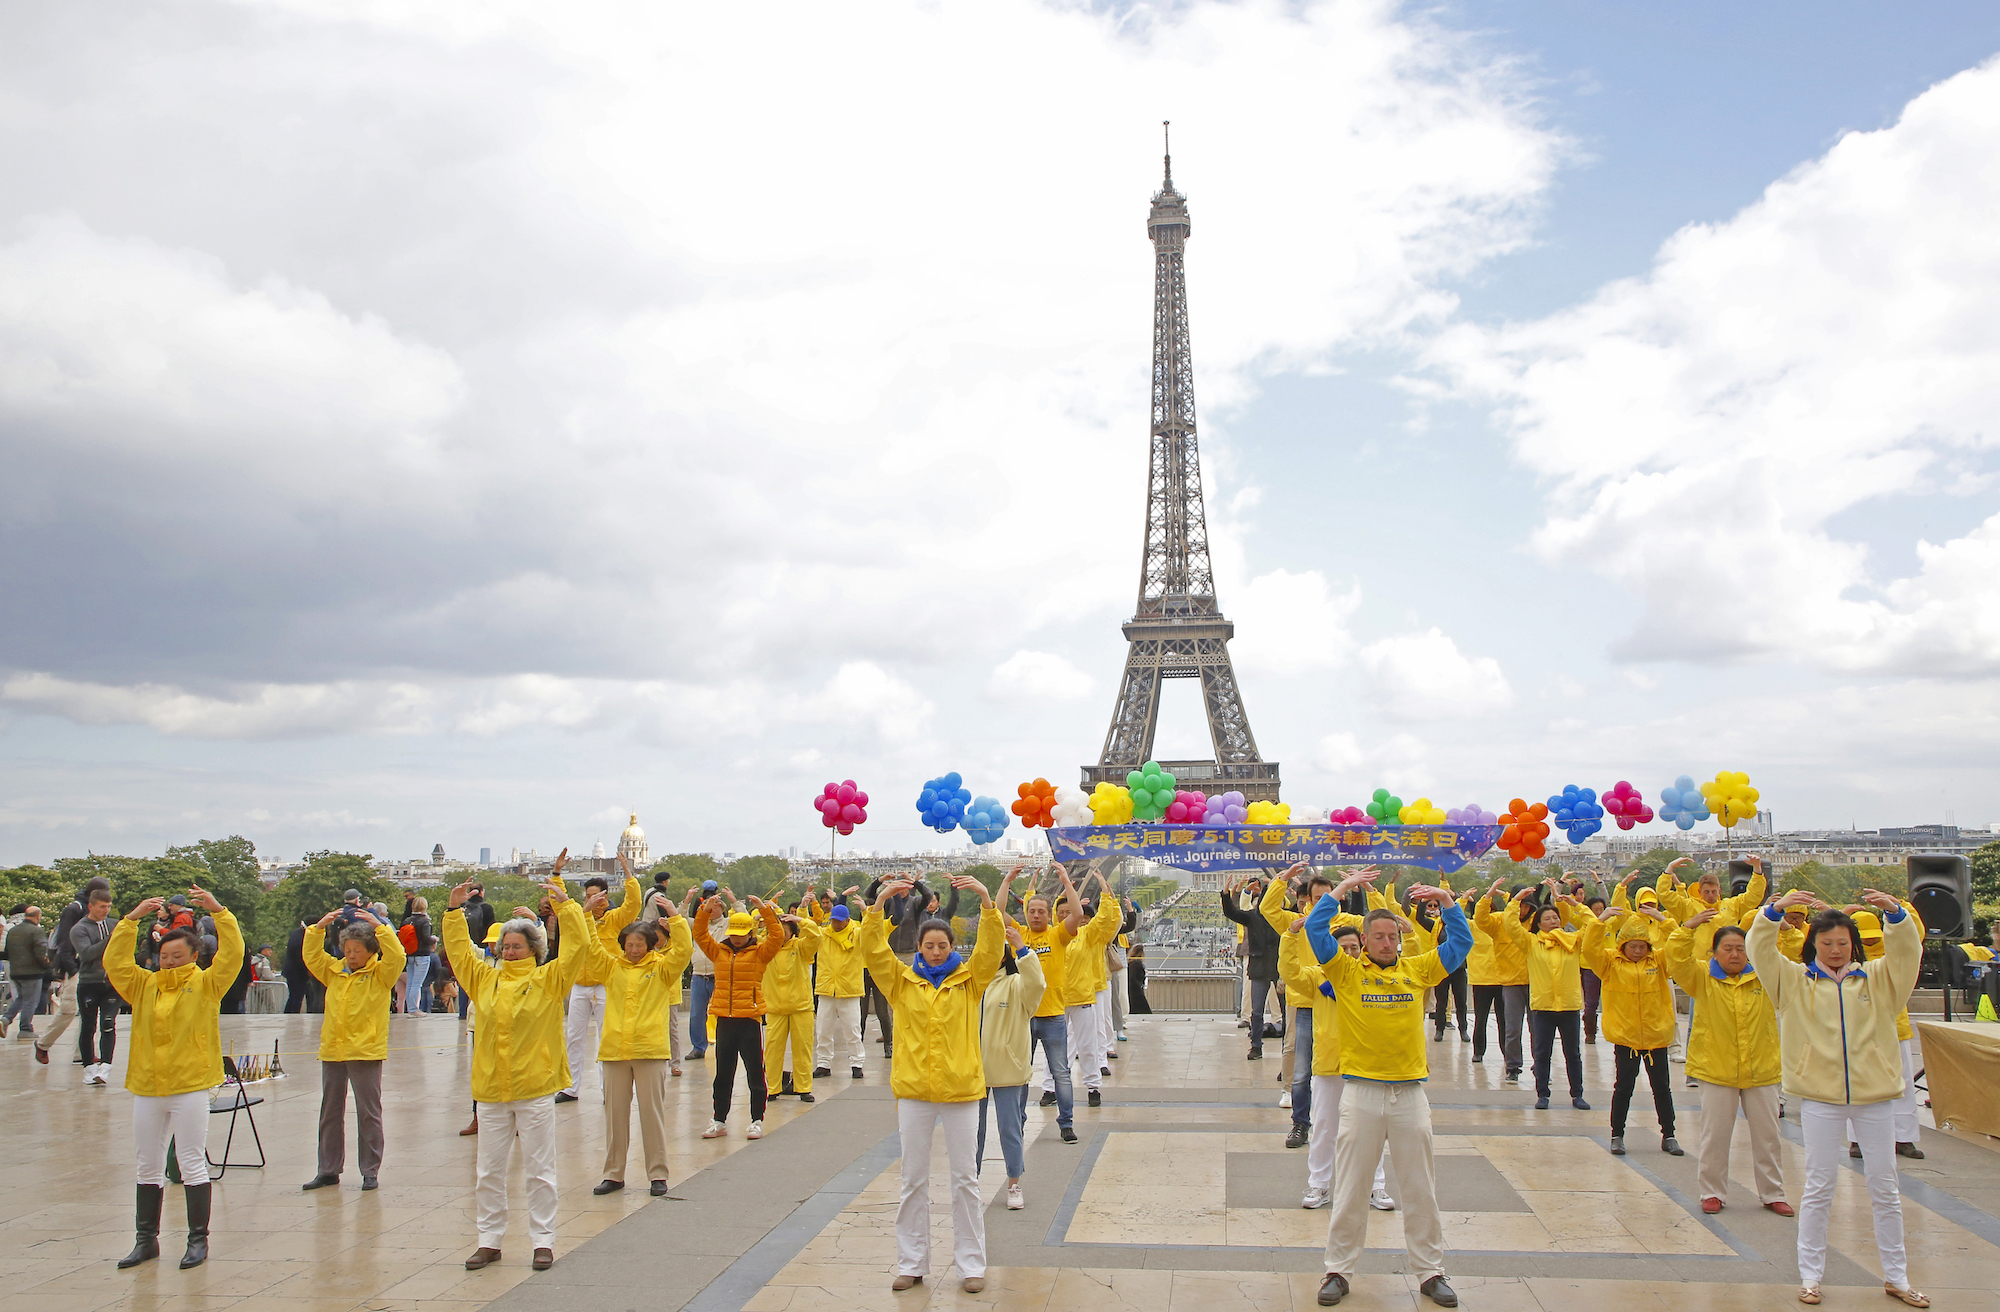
left=460, top=896, right=496, bottom=949
left=865, top=879, right=961, bottom=955
left=1220, top=888, right=1281, bottom=982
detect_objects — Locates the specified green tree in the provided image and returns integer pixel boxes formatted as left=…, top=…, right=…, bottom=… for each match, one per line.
left=259, top=852, right=389, bottom=944
left=0, top=864, right=72, bottom=910
left=1970, top=840, right=2000, bottom=905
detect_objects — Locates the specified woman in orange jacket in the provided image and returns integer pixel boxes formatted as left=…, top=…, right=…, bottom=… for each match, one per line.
left=690, top=888, right=785, bottom=1141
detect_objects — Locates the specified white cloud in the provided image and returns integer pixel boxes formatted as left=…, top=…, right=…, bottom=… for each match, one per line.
left=0, top=672, right=433, bottom=740
left=1357, top=628, right=1512, bottom=717
left=1429, top=56, right=2000, bottom=676
left=987, top=651, right=1094, bottom=703
left=1228, top=569, right=1362, bottom=674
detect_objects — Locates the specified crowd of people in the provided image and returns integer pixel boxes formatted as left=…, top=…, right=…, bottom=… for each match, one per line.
left=0, top=849, right=1941, bottom=1306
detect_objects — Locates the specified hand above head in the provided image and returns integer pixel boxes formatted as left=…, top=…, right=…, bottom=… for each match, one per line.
left=617, top=855, right=631, bottom=877
left=875, top=879, right=914, bottom=909
left=552, top=848, right=570, bottom=875
left=651, top=892, right=678, bottom=918
left=1406, top=884, right=1448, bottom=907
left=950, top=874, right=994, bottom=907
left=1857, top=888, right=1901, bottom=913
left=779, top=913, right=801, bottom=926
left=1683, top=908, right=1719, bottom=927
left=582, top=891, right=609, bottom=917
left=1621, top=871, right=1640, bottom=886
left=512, top=906, right=536, bottom=920
left=1004, top=921, right=1024, bottom=951
left=448, top=880, right=475, bottom=910
left=187, top=885, right=222, bottom=913
left=316, top=910, right=342, bottom=929
left=352, top=908, right=381, bottom=926
left=543, top=879, right=570, bottom=905
left=1598, top=905, right=1621, bottom=923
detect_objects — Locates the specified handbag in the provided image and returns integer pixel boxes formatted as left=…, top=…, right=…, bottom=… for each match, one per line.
left=1105, top=940, right=1128, bottom=972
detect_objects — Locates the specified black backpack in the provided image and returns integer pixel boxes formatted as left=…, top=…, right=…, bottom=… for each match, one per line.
left=53, top=899, right=85, bottom=976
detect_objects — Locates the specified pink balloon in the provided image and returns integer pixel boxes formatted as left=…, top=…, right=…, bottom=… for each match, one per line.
left=824, top=781, right=839, bottom=796
left=837, top=783, right=857, bottom=804
left=837, top=822, right=854, bottom=835
left=855, top=791, right=869, bottom=807
left=841, top=803, right=863, bottom=823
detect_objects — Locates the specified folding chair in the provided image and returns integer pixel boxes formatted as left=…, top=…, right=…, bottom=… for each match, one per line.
left=205, top=1056, right=266, bottom=1177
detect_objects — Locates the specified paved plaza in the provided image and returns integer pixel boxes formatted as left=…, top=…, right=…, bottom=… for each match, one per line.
left=3, top=1010, right=1996, bottom=1312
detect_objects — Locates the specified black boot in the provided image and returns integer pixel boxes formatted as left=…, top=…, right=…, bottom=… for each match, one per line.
left=179, top=1182, right=211, bottom=1268
left=118, top=1184, right=163, bottom=1268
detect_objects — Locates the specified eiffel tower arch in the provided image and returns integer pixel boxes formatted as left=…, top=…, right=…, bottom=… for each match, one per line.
left=1081, top=127, right=1281, bottom=805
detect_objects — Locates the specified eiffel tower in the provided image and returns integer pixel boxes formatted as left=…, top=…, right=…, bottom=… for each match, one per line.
left=1081, top=126, right=1281, bottom=804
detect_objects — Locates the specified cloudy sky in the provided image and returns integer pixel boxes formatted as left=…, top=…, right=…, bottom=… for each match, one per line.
left=4, top=0, right=2000, bottom=866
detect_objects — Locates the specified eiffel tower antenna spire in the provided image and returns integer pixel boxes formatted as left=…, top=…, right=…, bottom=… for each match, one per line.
left=1082, top=136, right=1281, bottom=804
left=1163, top=119, right=1172, bottom=187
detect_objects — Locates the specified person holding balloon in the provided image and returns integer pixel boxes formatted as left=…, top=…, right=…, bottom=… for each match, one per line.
left=863, top=872, right=1006, bottom=1294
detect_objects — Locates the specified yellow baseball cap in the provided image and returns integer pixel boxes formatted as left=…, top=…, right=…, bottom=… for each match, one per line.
left=483, top=924, right=503, bottom=944
left=727, top=911, right=754, bottom=936
left=1851, top=910, right=1882, bottom=941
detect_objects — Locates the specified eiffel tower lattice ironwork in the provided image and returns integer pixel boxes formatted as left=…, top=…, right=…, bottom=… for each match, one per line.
left=1082, top=126, right=1281, bottom=804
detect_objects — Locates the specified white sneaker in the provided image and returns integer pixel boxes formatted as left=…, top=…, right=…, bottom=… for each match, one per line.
left=1369, top=1188, right=1396, bottom=1211
left=1006, top=1183, right=1024, bottom=1210
left=702, top=1120, right=727, bottom=1139
left=1279, top=1091, right=1292, bottom=1109
left=746, top=1121, right=764, bottom=1140
left=1302, top=1187, right=1330, bottom=1210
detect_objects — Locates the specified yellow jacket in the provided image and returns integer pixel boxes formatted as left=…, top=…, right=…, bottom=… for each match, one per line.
left=813, top=910, right=865, bottom=998
left=1460, top=892, right=1501, bottom=986
left=105, top=908, right=244, bottom=1097
left=1278, top=929, right=1341, bottom=1075
left=1319, top=928, right=1455, bottom=1083
left=1261, top=880, right=1317, bottom=1009
left=1061, top=894, right=1121, bottom=1006
left=1665, top=923, right=1780, bottom=1088
left=1525, top=924, right=1583, bottom=1011
left=446, top=900, right=588, bottom=1103
left=763, top=914, right=821, bottom=1015
left=861, top=906, right=1004, bottom=1102
left=980, top=946, right=1046, bottom=1087
left=1748, top=903, right=1920, bottom=1105
left=1580, top=912, right=1676, bottom=1050
left=1741, top=905, right=1805, bottom=962
left=1474, top=898, right=1533, bottom=986
left=1011, top=916, right=1075, bottom=1018
left=578, top=907, right=693, bottom=1062
left=1859, top=902, right=1920, bottom=1042
left=1656, top=868, right=1765, bottom=925
left=304, top=921, right=407, bottom=1062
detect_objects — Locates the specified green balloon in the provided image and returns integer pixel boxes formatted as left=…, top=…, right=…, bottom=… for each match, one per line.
left=1127, top=770, right=1145, bottom=789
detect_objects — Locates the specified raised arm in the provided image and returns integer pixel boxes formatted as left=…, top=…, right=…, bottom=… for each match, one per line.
left=602, top=876, right=644, bottom=942
left=1580, top=911, right=1614, bottom=974
left=1747, top=891, right=1813, bottom=1007
left=186, top=889, right=243, bottom=998
left=547, top=894, right=590, bottom=990
left=689, top=897, right=722, bottom=962
left=372, top=918, right=408, bottom=976
left=750, top=899, right=787, bottom=963
left=859, top=897, right=905, bottom=1005
left=103, top=904, right=153, bottom=1004
left=967, top=904, right=1005, bottom=992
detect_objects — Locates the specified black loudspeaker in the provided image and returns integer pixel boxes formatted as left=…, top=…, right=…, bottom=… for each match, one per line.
left=1907, top=854, right=1971, bottom=939
left=1727, top=859, right=1755, bottom=899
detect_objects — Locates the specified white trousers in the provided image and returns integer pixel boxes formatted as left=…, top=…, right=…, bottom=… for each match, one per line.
left=476, top=1097, right=559, bottom=1249
left=1307, top=1075, right=1391, bottom=1196
left=562, top=984, right=605, bottom=1096
left=896, top=1099, right=984, bottom=1279
left=1324, top=1081, right=1442, bottom=1280
left=814, top=995, right=862, bottom=1070
left=1045, top=1003, right=1101, bottom=1091
left=1096, top=987, right=1113, bottom=1059
left=1891, top=1038, right=1921, bottom=1143
left=134, top=1091, right=212, bottom=1186
left=1801, top=1099, right=1905, bottom=1289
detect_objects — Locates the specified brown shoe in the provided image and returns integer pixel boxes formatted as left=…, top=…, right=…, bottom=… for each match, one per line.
left=1766, top=1200, right=1795, bottom=1217
left=464, top=1247, right=502, bottom=1270
left=460, top=1118, right=478, bottom=1137
left=533, top=1248, right=553, bottom=1271
left=891, top=1275, right=922, bottom=1291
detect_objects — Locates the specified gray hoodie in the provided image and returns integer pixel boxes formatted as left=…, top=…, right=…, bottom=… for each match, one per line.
left=70, top=915, right=114, bottom=985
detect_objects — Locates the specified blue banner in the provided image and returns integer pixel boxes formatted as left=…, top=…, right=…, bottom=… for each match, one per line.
left=1046, top=823, right=1498, bottom=875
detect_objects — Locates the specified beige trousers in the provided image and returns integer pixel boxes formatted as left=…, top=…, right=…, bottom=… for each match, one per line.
left=602, top=1058, right=671, bottom=1184
left=1696, top=1081, right=1784, bottom=1206
left=1324, top=1080, right=1443, bottom=1280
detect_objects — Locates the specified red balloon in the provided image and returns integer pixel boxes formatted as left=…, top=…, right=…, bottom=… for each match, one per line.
left=837, top=822, right=854, bottom=835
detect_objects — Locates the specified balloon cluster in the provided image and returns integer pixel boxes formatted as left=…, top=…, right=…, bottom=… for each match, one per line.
left=916, top=772, right=971, bottom=833
left=1328, top=806, right=1377, bottom=827
left=1293, top=806, right=1327, bottom=824
left=1497, top=798, right=1550, bottom=860
left=1204, top=791, right=1249, bottom=824
left=1602, top=781, right=1654, bottom=830
left=1445, top=803, right=1495, bottom=825
left=1365, top=788, right=1404, bottom=826
left=814, top=780, right=870, bottom=836
left=1051, top=785, right=1093, bottom=828
left=1398, top=796, right=1446, bottom=825
left=1547, top=785, right=1605, bottom=845
left=1088, top=782, right=1133, bottom=825
left=1700, top=771, right=1759, bottom=828
left=1127, top=761, right=1178, bottom=822
left=963, top=796, right=1011, bottom=846
left=1011, top=779, right=1057, bottom=828
left=1657, top=775, right=1710, bottom=831
left=1245, top=800, right=1292, bottom=824
left=1165, top=789, right=1207, bottom=823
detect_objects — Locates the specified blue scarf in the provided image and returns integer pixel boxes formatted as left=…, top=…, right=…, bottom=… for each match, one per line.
left=911, top=951, right=963, bottom=989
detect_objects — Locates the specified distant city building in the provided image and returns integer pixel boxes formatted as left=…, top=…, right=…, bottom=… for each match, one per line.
left=618, top=814, right=650, bottom=869
left=479, top=847, right=491, bottom=866
left=509, top=847, right=521, bottom=865
left=431, top=843, right=446, bottom=866
left=592, top=839, right=606, bottom=859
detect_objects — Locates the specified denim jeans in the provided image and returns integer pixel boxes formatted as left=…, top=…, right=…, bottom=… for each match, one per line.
left=1029, top=1014, right=1072, bottom=1128
left=2, top=976, right=45, bottom=1033
left=404, top=954, right=432, bottom=1013
left=1247, top=977, right=1273, bottom=1052
left=977, top=1083, right=1029, bottom=1178
left=689, top=974, right=715, bottom=1055
left=1291, top=1006, right=1314, bottom=1128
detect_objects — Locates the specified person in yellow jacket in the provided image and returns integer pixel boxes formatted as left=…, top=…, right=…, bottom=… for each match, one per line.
left=577, top=878, right=692, bottom=1197
left=1666, top=910, right=1787, bottom=1217
left=559, top=865, right=634, bottom=1104
left=1852, top=907, right=1927, bottom=1161
left=1750, top=889, right=1926, bottom=1308
left=1304, top=869, right=1471, bottom=1309
left=811, top=888, right=867, bottom=1081
left=863, top=872, right=1006, bottom=1295
left=763, top=897, right=823, bottom=1102
left=1520, top=889, right=1588, bottom=1110
left=1053, top=867, right=1120, bottom=1109
left=1458, top=884, right=1507, bottom=1069
left=1473, top=879, right=1539, bottom=1083
left=1744, top=896, right=1808, bottom=963
left=1263, top=866, right=1337, bottom=1147
left=1009, top=865, right=1083, bottom=1139
left=1279, top=915, right=1389, bottom=1211
left=1582, top=904, right=1680, bottom=1157
left=104, top=886, right=241, bottom=1272
left=690, top=890, right=785, bottom=1140
left=445, top=868, right=588, bottom=1273
left=299, top=903, right=406, bottom=1194
left=975, top=912, right=1043, bottom=1212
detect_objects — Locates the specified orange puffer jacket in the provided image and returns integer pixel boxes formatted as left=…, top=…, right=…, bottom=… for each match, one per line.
left=690, top=900, right=785, bottom=1018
